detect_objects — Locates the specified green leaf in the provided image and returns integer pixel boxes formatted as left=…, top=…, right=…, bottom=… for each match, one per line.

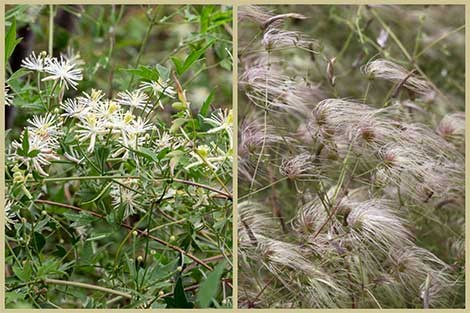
left=197, top=261, right=227, bottom=307
left=5, top=17, right=22, bottom=63
left=200, top=90, right=215, bottom=117
left=172, top=40, right=215, bottom=75
left=125, top=65, right=159, bottom=82
left=81, top=182, right=112, bottom=205
left=21, top=128, right=30, bottom=156
left=94, top=145, right=110, bottom=172
left=170, top=118, right=188, bottom=133
left=12, top=262, right=32, bottom=282
left=171, top=57, right=184, bottom=75
left=148, top=259, right=178, bottom=282
left=182, top=40, right=215, bottom=73
left=166, top=150, right=185, bottom=158
left=54, top=245, right=67, bottom=258
left=125, top=253, right=136, bottom=279
left=63, top=212, right=98, bottom=228
left=165, top=277, right=194, bottom=308
left=136, top=147, right=160, bottom=163
left=7, top=68, right=28, bottom=83
left=28, top=149, right=40, bottom=158
left=156, top=64, right=170, bottom=81
left=199, top=6, right=214, bottom=34
left=36, top=259, right=64, bottom=278
left=32, top=231, right=46, bottom=253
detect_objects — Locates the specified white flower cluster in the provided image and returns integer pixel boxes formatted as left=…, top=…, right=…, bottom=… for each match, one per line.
left=11, top=113, right=62, bottom=176
left=63, top=89, right=153, bottom=155
left=22, top=50, right=83, bottom=90
left=10, top=51, right=233, bottom=180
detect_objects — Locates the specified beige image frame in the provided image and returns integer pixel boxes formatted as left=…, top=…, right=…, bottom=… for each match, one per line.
left=0, top=0, right=468, bottom=312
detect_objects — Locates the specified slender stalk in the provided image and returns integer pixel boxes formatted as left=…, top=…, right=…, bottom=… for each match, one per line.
left=173, top=178, right=232, bottom=200
left=250, top=51, right=271, bottom=192
left=44, top=278, right=132, bottom=299
left=415, top=24, right=465, bottom=59
left=36, top=175, right=233, bottom=199
left=239, top=177, right=288, bottom=201
left=127, top=8, right=159, bottom=88
left=42, top=175, right=139, bottom=182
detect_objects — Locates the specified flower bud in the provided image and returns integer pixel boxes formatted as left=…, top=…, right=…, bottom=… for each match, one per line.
left=171, top=102, right=186, bottom=111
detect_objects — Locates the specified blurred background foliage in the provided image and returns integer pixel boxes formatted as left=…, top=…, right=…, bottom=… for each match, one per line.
left=239, top=5, right=464, bottom=122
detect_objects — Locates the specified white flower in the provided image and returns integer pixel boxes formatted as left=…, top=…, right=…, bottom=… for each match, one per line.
left=12, top=129, right=59, bottom=176
left=61, top=98, right=91, bottom=119
left=113, top=115, right=152, bottom=158
left=5, top=200, right=18, bottom=230
left=128, top=116, right=152, bottom=134
left=62, top=48, right=84, bottom=67
left=63, top=148, right=84, bottom=164
left=110, top=180, right=143, bottom=217
left=95, top=100, right=122, bottom=125
left=155, top=131, right=173, bottom=149
left=116, top=90, right=149, bottom=111
left=139, top=79, right=176, bottom=106
left=205, top=109, right=233, bottom=148
left=27, top=113, right=62, bottom=147
left=42, top=55, right=83, bottom=90
left=75, top=113, right=107, bottom=153
left=21, top=51, right=49, bottom=72
left=77, top=89, right=105, bottom=110
left=206, top=109, right=233, bottom=134
left=5, top=84, right=13, bottom=106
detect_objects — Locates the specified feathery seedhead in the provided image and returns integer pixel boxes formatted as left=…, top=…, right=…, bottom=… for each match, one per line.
left=362, top=59, right=433, bottom=97
left=346, top=200, right=412, bottom=253
left=279, top=153, right=313, bottom=180
left=239, top=5, right=306, bottom=30
left=436, top=112, right=465, bottom=146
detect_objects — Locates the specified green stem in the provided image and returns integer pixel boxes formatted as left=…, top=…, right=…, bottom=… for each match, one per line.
left=127, top=8, right=160, bottom=89
left=415, top=24, right=465, bottom=59
left=44, top=278, right=132, bottom=299
left=250, top=51, right=271, bottom=192
left=24, top=175, right=232, bottom=199
left=42, top=175, right=139, bottom=182
left=363, top=81, right=370, bottom=104
left=240, top=177, right=288, bottom=201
